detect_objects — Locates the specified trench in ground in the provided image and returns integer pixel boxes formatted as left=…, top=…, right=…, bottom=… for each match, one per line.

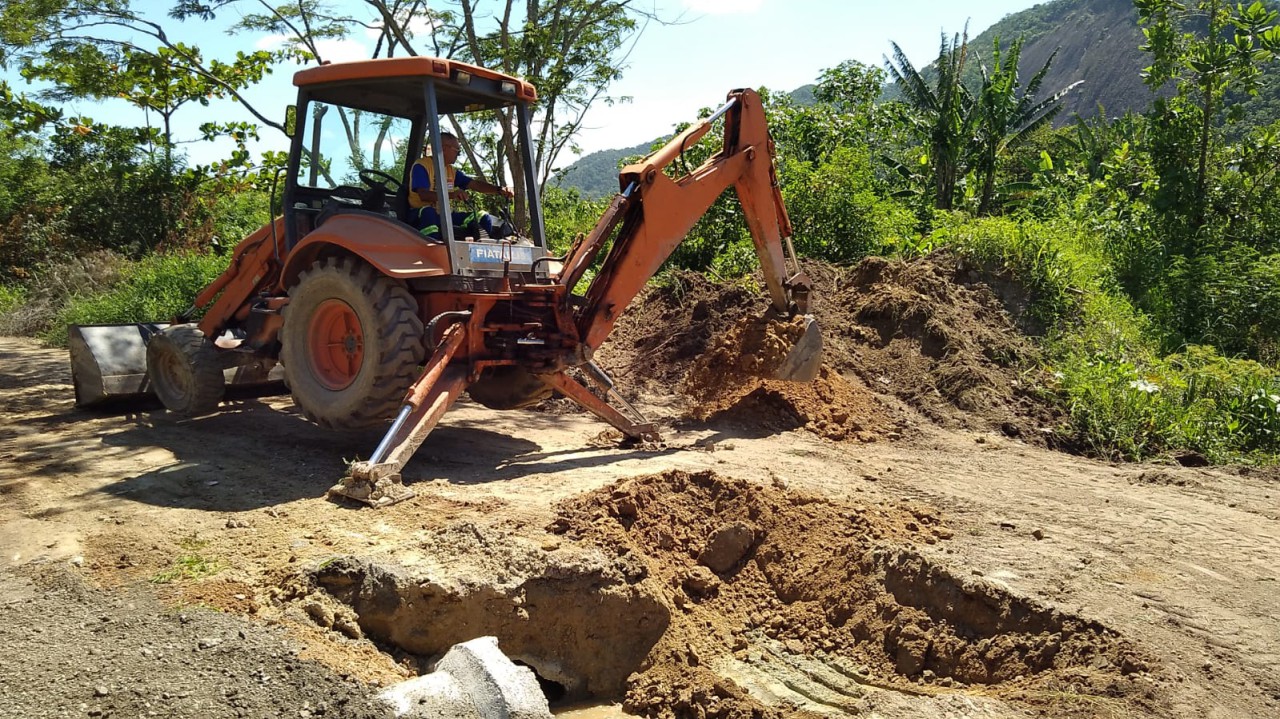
left=303, top=470, right=1149, bottom=714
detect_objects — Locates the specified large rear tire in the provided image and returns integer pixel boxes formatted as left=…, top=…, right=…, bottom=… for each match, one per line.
left=280, top=256, right=425, bottom=429
left=147, top=324, right=226, bottom=416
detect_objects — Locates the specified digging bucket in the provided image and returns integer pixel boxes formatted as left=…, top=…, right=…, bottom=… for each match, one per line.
left=770, top=314, right=823, bottom=383
left=735, top=313, right=823, bottom=384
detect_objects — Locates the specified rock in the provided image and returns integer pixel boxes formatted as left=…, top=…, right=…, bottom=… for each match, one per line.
left=682, top=566, right=721, bottom=598
left=698, top=522, right=757, bottom=573
left=378, top=671, right=480, bottom=719
left=892, top=624, right=931, bottom=676
left=303, top=598, right=335, bottom=629
left=1032, top=529, right=1045, bottom=540
left=197, top=638, right=222, bottom=650
left=94, top=686, right=109, bottom=698
left=332, top=611, right=363, bottom=640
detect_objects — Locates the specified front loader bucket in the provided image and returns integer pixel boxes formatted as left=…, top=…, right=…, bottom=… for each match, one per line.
left=69, top=323, right=168, bottom=408
left=69, top=323, right=288, bottom=410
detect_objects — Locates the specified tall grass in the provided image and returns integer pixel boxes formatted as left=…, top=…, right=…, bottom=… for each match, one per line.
left=931, top=213, right=1280, bottom=463
left=42, top=251, right=229, bottom=347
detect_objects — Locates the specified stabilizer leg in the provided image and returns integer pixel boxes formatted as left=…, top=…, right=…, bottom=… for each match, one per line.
left=331, top=325, right=468, bottom=507
left=540, top=369, right=659, bottom=442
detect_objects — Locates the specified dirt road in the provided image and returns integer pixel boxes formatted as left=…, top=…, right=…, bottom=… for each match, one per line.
left=2, top=334, right=1278, bottom=718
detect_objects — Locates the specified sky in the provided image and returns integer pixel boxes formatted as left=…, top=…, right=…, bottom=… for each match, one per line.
left=6, top=0, right=1046, bottom=168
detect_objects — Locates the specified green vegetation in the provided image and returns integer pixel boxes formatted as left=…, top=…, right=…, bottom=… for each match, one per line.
left=45, top=251, right=229, bottom=346
left=151, top=535, right=224, bottom=584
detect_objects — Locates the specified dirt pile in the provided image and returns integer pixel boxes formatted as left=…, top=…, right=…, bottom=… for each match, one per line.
left=551, top=470, right=1155, bottom=718
left=600, top=253, right=1062, bottom=442
left=810, top=253, right=1058, bottom=437
left=598, top=272, right=760, bottom=395
left=680, top=315, right=900, bottom=442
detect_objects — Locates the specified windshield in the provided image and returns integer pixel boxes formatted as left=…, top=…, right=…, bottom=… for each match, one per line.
left=297, top=102, right=414, bottom=190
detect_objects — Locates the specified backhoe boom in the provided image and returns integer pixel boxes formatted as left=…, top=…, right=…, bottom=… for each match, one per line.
left=565, top=89, right=811, bottom=351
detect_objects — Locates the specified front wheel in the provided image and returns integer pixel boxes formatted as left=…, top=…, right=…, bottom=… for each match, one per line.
left=280, top=256, right=425, bottom=429
left=147, top=324, right=226, bottom=416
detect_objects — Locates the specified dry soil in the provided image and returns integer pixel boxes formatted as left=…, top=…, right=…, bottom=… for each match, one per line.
left=2, top=255, right=1278, bottom=719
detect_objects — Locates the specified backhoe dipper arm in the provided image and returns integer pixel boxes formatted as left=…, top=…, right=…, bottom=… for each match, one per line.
left=566, top=89, right=808, bottom=351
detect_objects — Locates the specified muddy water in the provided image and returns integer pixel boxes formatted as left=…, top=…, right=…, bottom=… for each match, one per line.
left=553, top=703, right=628, bottom=718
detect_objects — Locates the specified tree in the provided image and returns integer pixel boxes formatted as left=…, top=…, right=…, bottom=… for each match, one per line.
left=408, top=0, right=642, bottom=224
left=176, top=0, right=648, bottom=228
left=21, top=44, right=270, bottom=169
left=972, top=37, right=1080, bottom=215
left=885, top=28, right=976, bottom=211
left=1, top=0, right=287, bottom=133
left=1136, top=0, right=1280, bottom=230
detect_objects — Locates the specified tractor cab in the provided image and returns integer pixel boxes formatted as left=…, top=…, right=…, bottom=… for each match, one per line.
left=281, top=58, right=551, bottom=282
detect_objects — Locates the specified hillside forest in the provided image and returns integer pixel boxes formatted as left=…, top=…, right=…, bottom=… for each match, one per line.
left=2, top=0, right=1280, bottom=465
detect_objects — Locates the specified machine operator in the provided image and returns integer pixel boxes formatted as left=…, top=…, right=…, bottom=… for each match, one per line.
left=409, top=131, right=513, bottom=239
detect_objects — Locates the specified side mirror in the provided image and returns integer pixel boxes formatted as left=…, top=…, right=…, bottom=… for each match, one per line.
left=284, top=105, right=298, bottom=138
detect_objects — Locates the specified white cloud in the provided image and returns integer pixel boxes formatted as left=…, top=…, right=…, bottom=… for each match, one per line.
left=313, top=38, right=372, bottom=64
left=254, top=32, right=368, bottom=64
left=255, top=33, right=288, bottom=51
left=682, top=0, right=764, bottom=14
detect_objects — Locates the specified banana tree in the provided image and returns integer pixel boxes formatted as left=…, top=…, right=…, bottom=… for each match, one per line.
left=972, top=37, right=1081, bottom=215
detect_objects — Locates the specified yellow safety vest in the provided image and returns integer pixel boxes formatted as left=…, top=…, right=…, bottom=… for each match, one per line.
left=407, top=158, right=459, bottom=210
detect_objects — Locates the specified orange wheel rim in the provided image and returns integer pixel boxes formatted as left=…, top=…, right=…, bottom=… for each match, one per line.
left=308, top=299, right=363, bottom=390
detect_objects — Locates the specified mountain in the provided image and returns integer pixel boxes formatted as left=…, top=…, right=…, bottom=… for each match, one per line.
left=552, top=140, right=652, bottom=199
left=966, top=0, right=1153, bottom=120
left=558, top=0, right=1280, bottom=197
left=554, top=86, right=818, bottom=199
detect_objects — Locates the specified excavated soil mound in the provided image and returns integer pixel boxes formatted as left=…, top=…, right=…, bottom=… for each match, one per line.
left=809, top=253, right=1059, bottom=438
left=598, top=273, right=760, bottom=395
left=600, top=253, right=1062, bottom=442
left=552, top=470, right=1155, bottom=718
left=680, top=314, right=900, bottom=442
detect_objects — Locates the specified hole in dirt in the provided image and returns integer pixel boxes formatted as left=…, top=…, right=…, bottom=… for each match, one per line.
left=514, top=660, right=567, bottom=704
left=308, top=528, right=670, bottom=703
left=552, top=470, right=1153, bottom=715
left=301, top=472, right=1152, bottom=717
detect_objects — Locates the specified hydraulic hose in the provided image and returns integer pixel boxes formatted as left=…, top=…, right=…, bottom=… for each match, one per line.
left=426, top=310, right=473, bottom=350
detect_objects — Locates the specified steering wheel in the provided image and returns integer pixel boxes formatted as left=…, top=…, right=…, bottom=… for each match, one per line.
left=328, top=184, right=367, bottom=205
left=359, top=168, right=401, bottom=193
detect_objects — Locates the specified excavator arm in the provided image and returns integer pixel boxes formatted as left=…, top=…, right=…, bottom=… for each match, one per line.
left=560, top=89, right=813, bottom=351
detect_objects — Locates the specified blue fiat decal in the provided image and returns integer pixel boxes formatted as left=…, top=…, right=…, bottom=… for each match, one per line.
left=468, top=243, right=533, bottom=265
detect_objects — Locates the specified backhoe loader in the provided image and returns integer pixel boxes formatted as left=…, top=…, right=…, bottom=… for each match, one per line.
left=69, top=57, right=822, bottom=505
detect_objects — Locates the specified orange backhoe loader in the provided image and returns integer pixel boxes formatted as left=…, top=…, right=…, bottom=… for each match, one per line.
left=69, top=57, right=822, bottom=505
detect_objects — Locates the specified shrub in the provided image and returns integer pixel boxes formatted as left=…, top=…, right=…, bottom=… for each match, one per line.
left=1055, top=346, right=1280, bottom=462
left=782, top=148, right=916, bottom=263
left=44, top=251, right=229, bottom=346
left=929, top=213, right=1122, bottom=334
left=0, top=284, right=25, bottom=319
left=541, top=185, right=611, bottom=256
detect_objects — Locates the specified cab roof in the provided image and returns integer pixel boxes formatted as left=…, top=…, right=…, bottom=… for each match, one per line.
left=292, top=57, right=538, bottom=117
